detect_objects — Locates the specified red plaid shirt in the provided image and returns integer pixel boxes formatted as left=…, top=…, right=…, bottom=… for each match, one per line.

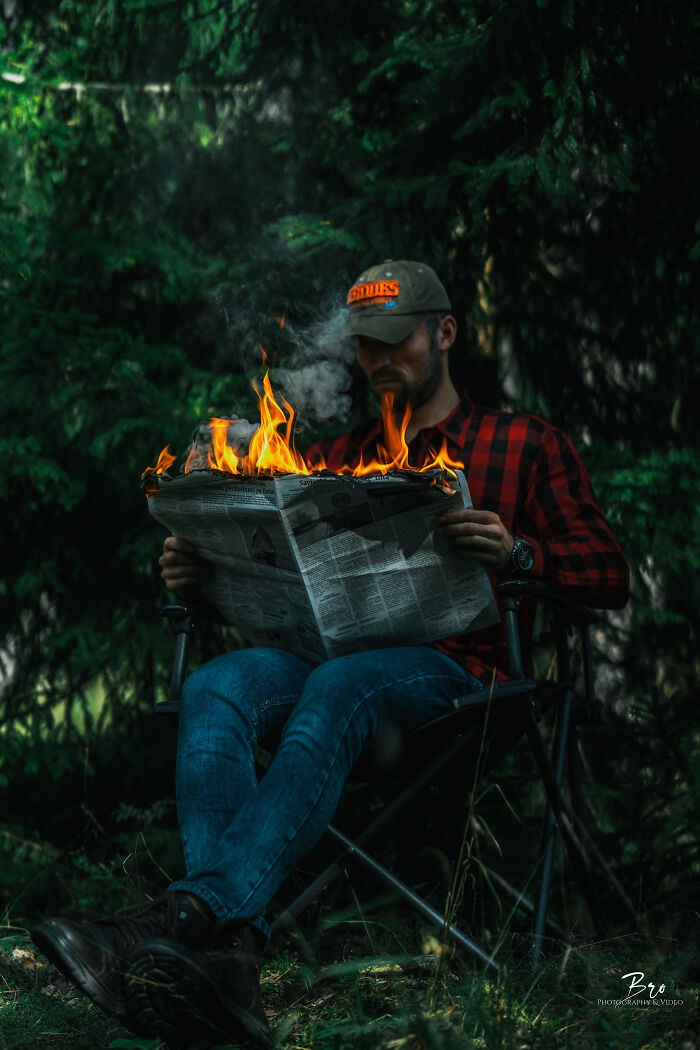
left=305, top=392, right=629, bottom=682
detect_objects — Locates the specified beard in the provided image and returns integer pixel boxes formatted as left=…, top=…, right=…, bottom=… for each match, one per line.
left=373, top=334, right=444, bottom=413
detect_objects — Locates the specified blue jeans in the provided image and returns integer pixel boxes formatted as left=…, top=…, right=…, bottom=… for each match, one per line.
left=169, top=645, right=485, bottom=942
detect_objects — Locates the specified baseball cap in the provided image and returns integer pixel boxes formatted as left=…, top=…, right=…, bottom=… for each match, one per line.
left=345, top=259, right=451, bottom=343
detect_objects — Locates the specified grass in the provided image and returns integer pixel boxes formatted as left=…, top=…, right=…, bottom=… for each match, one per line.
left=1, top=885, right=698, bottom=1050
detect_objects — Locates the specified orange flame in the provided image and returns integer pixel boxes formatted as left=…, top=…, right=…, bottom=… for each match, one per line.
left=141, top=444, right=176, bottom=480
left=203, top=372, right=311, bottom=477
left=333, top=393, right=463, bottom=479
left=142, top=444, right=177, bottom=495
left=143, top=369, right=464, bottom=486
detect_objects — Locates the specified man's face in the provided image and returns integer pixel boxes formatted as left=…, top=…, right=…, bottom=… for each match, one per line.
left=355, top=319, right=444, bottom=412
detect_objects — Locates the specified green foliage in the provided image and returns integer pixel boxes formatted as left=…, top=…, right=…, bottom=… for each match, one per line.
left=593, top=444, right=700, bottom=624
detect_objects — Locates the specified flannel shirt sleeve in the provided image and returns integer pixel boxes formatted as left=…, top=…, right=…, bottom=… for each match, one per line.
left=519, top=427, right=629, bottom=609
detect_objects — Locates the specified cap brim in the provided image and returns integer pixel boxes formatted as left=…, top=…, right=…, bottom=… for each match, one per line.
left=345, top=310, right=423, bottom=344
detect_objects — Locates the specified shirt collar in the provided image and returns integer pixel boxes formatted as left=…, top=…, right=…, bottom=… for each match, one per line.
left=430, top=389, right=474, bottom=440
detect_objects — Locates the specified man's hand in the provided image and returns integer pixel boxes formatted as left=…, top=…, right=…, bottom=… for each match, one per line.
left=436, top=509, right=514, bottom=572
left=159, top=536, right=207, bottom=599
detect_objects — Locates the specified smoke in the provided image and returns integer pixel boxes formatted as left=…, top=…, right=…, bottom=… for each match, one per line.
left=180, top=295, right=359, bottom=467
left=195, top=282, right=358, bottom=429
left=273, top=303, right=357, bottom=430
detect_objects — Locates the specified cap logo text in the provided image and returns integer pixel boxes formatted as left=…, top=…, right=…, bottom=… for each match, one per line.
left=347, top=280, right=400, bottom=306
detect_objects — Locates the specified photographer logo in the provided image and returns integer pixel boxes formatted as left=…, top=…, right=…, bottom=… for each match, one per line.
left=597, top=971, right=684, bottom=1009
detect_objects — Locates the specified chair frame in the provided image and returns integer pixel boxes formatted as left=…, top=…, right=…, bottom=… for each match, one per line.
left=158, top=578, right=603, bottom=972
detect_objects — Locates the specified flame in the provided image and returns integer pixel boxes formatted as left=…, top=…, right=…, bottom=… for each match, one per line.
left=142, top=444, right=177, bottom=495
left=204, top=372, right=311, bottom=477
left=142, top=444, right=176, bottom=480
left=333, top=393, right=463, bottom=479
left=207, top=418, right=242, bottom=474
left=143, top=369, right=464, bottom=486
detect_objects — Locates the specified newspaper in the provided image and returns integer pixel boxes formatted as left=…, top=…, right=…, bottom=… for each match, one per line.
left=145, top=468, right=499, bottom=664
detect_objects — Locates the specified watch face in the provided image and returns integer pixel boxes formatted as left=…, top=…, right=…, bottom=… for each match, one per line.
left=514, top=538, right=535, bottom=572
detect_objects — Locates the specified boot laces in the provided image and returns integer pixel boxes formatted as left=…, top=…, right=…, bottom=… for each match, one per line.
left=97, top=893, right=181, bottom=948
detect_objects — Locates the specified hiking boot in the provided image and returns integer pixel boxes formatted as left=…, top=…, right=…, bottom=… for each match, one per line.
left=124, top=923, right=272, bottom=1048
left=30, top=891, right=216, bottom=1025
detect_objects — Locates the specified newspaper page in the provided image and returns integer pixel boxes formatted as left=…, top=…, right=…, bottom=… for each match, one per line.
left=146, top=468, right=499, bottom=663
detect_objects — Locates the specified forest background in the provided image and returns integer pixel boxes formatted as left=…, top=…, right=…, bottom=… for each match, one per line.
left=0, top=1, right=699, bottom=1048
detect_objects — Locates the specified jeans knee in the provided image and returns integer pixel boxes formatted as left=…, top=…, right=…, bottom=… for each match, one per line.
left=304, top=657, right=356, bottom=708
left=285, top=658, right=375, bottom=761
left=180, top=647, right=311, bottom=732
left=185, top=646, right=285, bottom=691
left=303, top=653, right=391, bottom=720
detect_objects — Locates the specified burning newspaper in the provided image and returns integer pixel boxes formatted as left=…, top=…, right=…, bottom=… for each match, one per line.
left=145, top=467, right=499, bottom=664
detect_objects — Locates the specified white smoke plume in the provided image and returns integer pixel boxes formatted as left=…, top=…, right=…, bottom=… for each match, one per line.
left=200, top=288, right=358, bottom=426
left=273, top=303, right=357, bottom=430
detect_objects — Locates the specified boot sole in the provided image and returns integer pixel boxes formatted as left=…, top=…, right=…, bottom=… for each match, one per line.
left=124, top=937, right=272, bottom=1049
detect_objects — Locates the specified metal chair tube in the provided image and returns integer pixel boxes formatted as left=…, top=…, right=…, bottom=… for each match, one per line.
left=326, top=825, right=500, bottom=973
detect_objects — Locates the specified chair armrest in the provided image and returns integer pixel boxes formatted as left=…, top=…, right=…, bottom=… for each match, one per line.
left=163, top=599, right=229, bottom=627
left=496, top=580, right=597, bottom=626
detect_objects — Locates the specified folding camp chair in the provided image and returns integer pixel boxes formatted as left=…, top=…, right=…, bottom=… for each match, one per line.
left=157, top=579, right=603, bottom=972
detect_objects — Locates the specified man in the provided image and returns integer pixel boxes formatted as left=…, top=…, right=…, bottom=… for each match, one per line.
left=32, top=260, right=629, bottom=1047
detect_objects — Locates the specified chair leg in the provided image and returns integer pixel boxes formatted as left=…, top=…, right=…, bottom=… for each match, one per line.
left=483, top=867, right=568, bottom=943
left=270, top=729, right=477, bottom=940
left=530, top=687, right=573, bottom=970
left=566, top=726, right=600, bottom=924
left=523, top=709, right=601, bottom=969
left=566, top=726, right=587, bottom=827
left=326, top=825, right=500, bottom=972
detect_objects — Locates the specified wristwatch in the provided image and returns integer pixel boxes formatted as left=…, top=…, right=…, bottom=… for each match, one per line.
left=510, top=534, right=535, bottom=575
